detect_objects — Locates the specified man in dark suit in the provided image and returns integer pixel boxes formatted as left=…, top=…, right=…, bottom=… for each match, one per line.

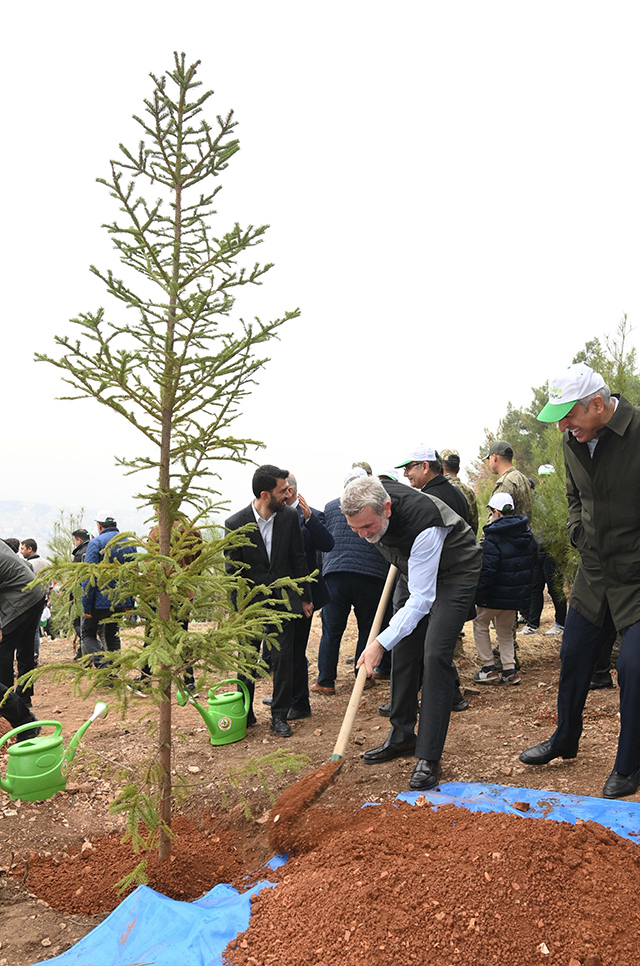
left=225, top=465, right=312, bottom=737
left=284, top=473, right=334, bottom=720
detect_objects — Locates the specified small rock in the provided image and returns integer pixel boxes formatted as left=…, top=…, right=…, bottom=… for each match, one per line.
left=41, top=938, right=52, bottom=947
left=500, top=765, right=512, bottom=776
left=537, top=942, right=549, bottom=955
left=188, top=765, right=200, bottom=774
left=313, top=729, right=322, bottom=736
left=512, top=801, right=530, bottom=812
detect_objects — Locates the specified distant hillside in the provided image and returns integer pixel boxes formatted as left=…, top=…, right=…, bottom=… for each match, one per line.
left=0, top=501, right=149, bottom=559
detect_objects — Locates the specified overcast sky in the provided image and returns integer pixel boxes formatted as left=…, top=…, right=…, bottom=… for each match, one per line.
left=4, top=2, right=640, bottom=529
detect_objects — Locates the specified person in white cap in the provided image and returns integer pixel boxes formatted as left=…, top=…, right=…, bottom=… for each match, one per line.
left=472, top=492, right=536, bottom=685
left=520, top=363, right=640, bottom=798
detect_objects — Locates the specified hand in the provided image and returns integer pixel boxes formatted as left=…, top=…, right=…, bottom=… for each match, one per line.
left=357, top=639, right=385, bottom=677
left=298, top=494, right=312, bottom=521
left=302, top=601, right=314, bottom=619
left=84, top=613, right=92, bottom=619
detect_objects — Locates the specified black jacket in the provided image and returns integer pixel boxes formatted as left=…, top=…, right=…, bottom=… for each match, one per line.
left=225, top=504, right=311, bottom=613
left=476, top=514, right=537, bottom=610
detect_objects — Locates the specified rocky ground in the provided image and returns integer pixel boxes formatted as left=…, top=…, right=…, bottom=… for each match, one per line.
left=0, top=603, right=632, bottom=966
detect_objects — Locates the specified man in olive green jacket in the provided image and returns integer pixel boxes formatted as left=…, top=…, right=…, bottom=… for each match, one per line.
left=520, top=363, right=640, bottom=799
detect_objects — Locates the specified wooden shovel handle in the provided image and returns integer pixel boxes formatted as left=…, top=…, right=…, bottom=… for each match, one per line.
left=331, top=564, right=398, bottom=761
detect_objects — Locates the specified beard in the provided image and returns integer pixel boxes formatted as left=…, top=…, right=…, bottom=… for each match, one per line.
left=364, top=515, right=390, bottom=544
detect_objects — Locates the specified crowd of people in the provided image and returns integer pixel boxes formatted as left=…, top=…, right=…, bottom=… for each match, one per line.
left=2, top=362, right=639, bottom=802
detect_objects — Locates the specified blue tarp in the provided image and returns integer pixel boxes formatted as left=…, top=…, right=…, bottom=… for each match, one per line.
left=38, top=784, right=640, bottom=966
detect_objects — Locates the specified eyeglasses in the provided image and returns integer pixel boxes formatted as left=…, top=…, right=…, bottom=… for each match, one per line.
left=403, top=462, right=422, bottom=473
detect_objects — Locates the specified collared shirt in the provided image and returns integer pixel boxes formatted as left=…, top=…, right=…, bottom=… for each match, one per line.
left=587, top=397, right=619, bottom=456
left=377, top=526, right=451, bottom=650
left=252, top=503, right=275, bottom=561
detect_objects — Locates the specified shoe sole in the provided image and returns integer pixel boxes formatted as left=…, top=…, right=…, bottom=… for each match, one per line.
left=364, top=746, right=416, bottom=764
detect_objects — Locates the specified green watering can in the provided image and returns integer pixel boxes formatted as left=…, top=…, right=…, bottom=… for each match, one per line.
left=177, top=679, right=250, bottom=746
left=0, top=702, right=108, bottom=802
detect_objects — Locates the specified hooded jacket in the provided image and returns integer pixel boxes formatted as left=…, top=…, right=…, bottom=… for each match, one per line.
left=476, top=514, right=537, bottom=610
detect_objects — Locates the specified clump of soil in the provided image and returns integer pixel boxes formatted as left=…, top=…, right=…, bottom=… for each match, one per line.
left=269, top=759, right=343, bottom=853
left=226, top=800, right=640, bottom=966
left=24, top=816, right=262, bottom=915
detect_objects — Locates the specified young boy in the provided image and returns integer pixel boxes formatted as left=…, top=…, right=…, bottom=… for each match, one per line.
left=473, top=492, right=537, bottom=685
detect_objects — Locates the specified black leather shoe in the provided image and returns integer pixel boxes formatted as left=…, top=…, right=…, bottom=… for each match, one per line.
left=246, top=711, right=257, bottom=727
left=589, top=672, right=614, bottom=690
left=287, top=707, right=312, bottom=720
left=603, top=767, right=640, bottom=799
left=15, top=725, right=41, bottom=743
left=363, top=735, right=416, bottom=764
left=409, top=759, right=442, bottom=791
left=452, top=696, right=469, bottom=712
left=378, top=702, right=391, bottom=717
left=519, top=739, right=576, bottom=765
left=270, top=716, right=293, bottom=737
left=262, top=696, right=273, bottom=705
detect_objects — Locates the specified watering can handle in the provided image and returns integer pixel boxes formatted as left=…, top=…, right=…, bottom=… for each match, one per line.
left=0, top=720, right=63, bottom=751
left=211, top=678, right=251, bottom=716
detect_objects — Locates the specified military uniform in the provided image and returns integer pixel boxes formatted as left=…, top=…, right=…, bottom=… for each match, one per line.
left=486, top=466, right=532, bottom=526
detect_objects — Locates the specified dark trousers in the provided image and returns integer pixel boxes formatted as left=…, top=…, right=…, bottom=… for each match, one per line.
left=388, top=577, right=465, bottom=744
left=81, top=609, right=121, bottom=668
left=551, top=605, right=640, bottom=774
left=242, top=620, right=296, bottom=719
left=0, top=682, right=35, bottom=729
left=291, top=614, right=313, bottom=713
left=316, top=572, right=387, bottom=687
left=414, top=581, right=478, bottom=762
left=0, top=598, right=45, bottom=702
left=528, top=551, right=567, bottom=628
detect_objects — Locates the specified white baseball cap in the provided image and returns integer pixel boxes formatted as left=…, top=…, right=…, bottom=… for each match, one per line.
left=537, top=464, right=555, bottom=476
left=343, top=466, right=367, bottom=487
left=487, top=493, right=515, bottom=512
left=537, top=364, right=606, bottom=422
left=395, top=445, right=438, bottom=468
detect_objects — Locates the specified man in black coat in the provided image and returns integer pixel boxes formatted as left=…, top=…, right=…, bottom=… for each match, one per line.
left=225, top=465, right=312, bottom=737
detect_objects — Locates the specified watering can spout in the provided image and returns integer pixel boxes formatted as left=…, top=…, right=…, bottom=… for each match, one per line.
left=64, top=702, right=109, bottom=766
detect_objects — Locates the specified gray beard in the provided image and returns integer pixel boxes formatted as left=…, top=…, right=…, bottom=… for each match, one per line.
left=365, top=515, right=390, bottom=544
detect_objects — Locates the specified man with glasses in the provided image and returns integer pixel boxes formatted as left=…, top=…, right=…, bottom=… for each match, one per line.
left=520, top=363, right=640, bottom=798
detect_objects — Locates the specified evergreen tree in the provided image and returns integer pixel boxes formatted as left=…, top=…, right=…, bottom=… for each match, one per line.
left=36, top=53, right=302, bottom=863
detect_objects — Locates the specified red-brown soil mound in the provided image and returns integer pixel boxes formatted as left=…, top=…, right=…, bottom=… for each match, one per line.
left=226, top=800, right=640, bottom=966
left=24, top=816, right=260, bottom=915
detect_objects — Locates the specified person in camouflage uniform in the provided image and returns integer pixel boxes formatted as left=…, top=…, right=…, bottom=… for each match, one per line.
left=484, top=440, right=533, bottom=526
left=441, top=449, right=479, bottom=535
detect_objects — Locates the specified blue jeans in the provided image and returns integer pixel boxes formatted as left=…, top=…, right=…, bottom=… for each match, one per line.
left=552, top=605, right=640, bottom=774
left=316, top=572, right=387, bottom=688
left=81, top=610, right=121, bottom=668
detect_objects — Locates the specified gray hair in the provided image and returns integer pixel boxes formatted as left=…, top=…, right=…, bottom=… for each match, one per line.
left=286, top=473, right=298, bottom=497
left=579, top=384, right=611, bottom=409
left=341, top=476, right=389, bottom=517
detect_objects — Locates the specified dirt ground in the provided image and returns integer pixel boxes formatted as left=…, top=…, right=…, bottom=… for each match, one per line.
left=0, top=602, right=632, bottom=966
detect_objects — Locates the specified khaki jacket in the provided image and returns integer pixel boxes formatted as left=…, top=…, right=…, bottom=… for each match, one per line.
left=486, top=466, right=533, bottom=527
left=565, top=394, right=640, bottom=630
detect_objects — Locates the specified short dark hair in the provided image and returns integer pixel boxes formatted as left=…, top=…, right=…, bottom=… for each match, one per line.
left=3, top=538, right=19, bottom=553
left=252, top=464, right=289, bottom=499
left=72, top=529, right=90, bottom=540
left=442, top=454, right=460, bottom=472
left=21, top=538, right=37, bottom=552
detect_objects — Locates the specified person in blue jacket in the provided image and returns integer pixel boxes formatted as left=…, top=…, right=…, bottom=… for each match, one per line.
left=472, top=492, right=536, bottom=685
left=81, top=511, right=137, bottom=669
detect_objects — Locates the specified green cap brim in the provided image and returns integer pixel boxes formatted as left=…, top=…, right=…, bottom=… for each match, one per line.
left=537, top=399, right=577, bottom=422
left=394, top=459, right=411, bottom=468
